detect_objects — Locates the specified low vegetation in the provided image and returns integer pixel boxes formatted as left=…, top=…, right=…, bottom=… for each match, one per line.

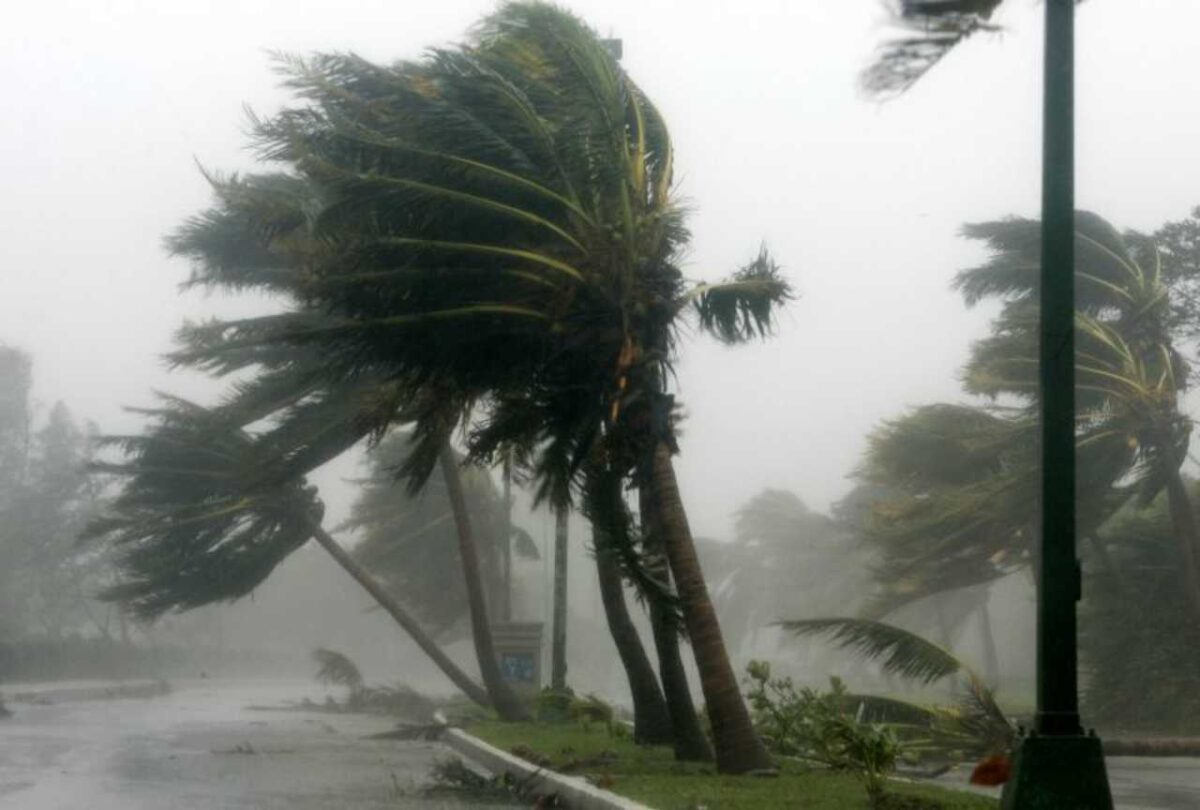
left=468, top=719, right=996, bottom=810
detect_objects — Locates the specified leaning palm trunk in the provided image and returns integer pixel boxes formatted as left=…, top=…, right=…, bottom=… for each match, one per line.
left=638, top=486, right=715, bottom=762
left=439, top=442, right=531, bottom=721
left=306, top=523, right=491, bottom=708
left=1158, top=453, right=1200, bottom=623
left=593, top=544, right=674, bottom=745
left=647, top=442, right=772, bottom=773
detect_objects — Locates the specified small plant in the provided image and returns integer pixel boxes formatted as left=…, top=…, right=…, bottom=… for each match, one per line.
left=745, top=661, right=910, bottom=808
left=834, top=719, right=902, bottom=807
left=570, top=693, right=615, bottom=733
left=313, top=647, right=366, bottom=706
left=744, top=660, right=856, bottom=766
left=535, top=687, right=574, bottom=723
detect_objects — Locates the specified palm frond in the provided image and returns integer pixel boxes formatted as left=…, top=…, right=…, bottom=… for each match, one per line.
left=691, top=246, right=792, bottom=344
left=861, top=0, right=1004, bottom=99
left=779, top=617, right=965, bottom=685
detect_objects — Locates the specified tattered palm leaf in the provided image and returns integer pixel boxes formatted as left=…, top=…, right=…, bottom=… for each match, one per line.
left=861, top=0, right=1004, bottom=98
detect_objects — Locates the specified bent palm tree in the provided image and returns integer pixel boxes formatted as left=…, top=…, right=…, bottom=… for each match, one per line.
left=85, top=397, right=491, bottom=708
left=169, top=3, right=787, bottom=771
left=958, top=213, right=1200, bottom=619
left=855, top=213, right=1200, bottom=623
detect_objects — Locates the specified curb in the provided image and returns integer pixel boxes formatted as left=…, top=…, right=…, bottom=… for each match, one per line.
left=3, top=680, right=168, bottom=705
left=443, top=727, right=653, bottom=810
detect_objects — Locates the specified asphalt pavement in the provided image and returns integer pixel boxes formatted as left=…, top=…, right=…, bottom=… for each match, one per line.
left=0, top=680, right=510, bottom=810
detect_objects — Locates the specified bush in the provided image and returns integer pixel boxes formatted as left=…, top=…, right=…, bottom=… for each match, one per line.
left=745, top=661, right=908, bottom=808
left=535, top=687, right=574, bottom=723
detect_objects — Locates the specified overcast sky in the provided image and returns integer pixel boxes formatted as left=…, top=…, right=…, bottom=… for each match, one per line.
left=4, top=0, right=1200, bottom=540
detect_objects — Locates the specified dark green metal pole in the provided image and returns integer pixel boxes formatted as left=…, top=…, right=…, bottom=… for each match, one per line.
left=1036, top=0, right=1080, bottom=740
left=1002, top=3, right=1112, bottom=805
left=550, top=506, right=568, bottom=690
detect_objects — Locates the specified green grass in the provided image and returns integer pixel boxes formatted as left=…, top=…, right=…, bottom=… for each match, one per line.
left=468, top=721, right=998, bottom=809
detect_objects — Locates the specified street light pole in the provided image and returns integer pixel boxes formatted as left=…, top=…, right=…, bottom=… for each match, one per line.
left=1001, top=2, right=1113, bottom=805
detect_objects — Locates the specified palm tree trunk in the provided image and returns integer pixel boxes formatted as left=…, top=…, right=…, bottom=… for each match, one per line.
left=646, top=441, right=771, bottom=773
left=550, top=506, right=569, bottom=689
left=1160, top=463, right=1200, bottom=622
left=593, top=543, right=674, bottom=745
left=977, top=591, right=1000, bottom=690
left=439, top=442, right=531, bottom=721
left=638, top=485, right=714, bottom=762
left=306, top=522, right=491, bottom=708
left=501, top=455, right=514, bottom=621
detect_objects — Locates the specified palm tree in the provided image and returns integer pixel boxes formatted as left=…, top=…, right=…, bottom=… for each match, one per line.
left=169, top=3, right=788, bottom=772
left=84, top=396, right=492, bottom=709
left=957, top=213, right=1200, bottom=619
left=854, top=213, right=1200, bottom=624
left=155, top=328, right=533, bottom=720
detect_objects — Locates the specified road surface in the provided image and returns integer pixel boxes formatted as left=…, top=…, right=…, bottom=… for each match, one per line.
left=933, top=756, right=1200, bottom=809
left=0, top=680, right=511, bottom=809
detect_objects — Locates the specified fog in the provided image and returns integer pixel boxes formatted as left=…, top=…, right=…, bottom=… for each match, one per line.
left=6, top=2, right=1200, bottom=524
left=4, top=2, right=1200, bottom=805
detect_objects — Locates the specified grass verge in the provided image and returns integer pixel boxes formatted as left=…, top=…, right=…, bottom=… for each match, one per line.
left=467, top=721, right=998, bottom=809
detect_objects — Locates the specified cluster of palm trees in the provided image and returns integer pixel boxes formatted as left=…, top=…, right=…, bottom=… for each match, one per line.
left=849, top=212, right=1200, bottom=631
left=88, top=3, right=790, bottom=774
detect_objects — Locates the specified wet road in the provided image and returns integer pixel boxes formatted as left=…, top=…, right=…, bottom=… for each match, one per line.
left=5, top=682, right=1200, bottom=809
left=934, top=756, right=1200, bottom=809
left=0, top=681, right=508, bottom=810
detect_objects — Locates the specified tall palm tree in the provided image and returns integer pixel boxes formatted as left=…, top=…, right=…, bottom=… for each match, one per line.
left=169, top=3, right=788, bottom=771
left=84, top=397, right=491, bottom=708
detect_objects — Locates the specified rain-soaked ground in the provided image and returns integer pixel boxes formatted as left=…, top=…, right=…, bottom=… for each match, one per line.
left=0, top=680, right=513, bottom=809
left=3, top=679, right=1200, bottom=809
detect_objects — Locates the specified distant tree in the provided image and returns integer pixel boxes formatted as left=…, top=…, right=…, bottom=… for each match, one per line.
left=0, top=349, right=115, bottom=641
left=1133, top=206, right=1200, bottom=345
left=1082, top=489, right=1200, bottom=733
left=0, top=346, right=31, bottom=491
left=345, top=431, right=538, bottom=642
left=697, top=490, right=867, bottom=656
left=855, top=212, right=1200, bottom=623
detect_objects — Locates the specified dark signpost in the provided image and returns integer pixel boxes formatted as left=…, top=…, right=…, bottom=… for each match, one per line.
left=1001, top=2, right=1114, bottom=806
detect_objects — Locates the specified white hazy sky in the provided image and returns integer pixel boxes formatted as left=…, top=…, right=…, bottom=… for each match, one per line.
left=4, top=0, right=1200, bottom=540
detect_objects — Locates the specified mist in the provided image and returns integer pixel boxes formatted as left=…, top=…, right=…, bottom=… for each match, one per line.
left=3, top=1, right=1200, bottom=807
